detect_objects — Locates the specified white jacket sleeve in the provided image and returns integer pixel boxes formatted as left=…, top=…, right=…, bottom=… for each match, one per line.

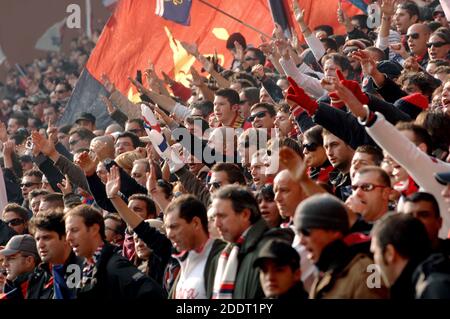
left=365, top=113, right=450, bottom=238
left=172, top=102, right=191, bottom=122
left=304, top=33, right=326, bottom=62
left=279, top=57, right=326, bottom=99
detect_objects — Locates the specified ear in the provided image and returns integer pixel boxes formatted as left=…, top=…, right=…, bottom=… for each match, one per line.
left=240, top=208, right=251, bottom=223
left=90, top=223, right=101, bottom=237
left=384, top=244, right=396, bottom=264
left=417, top=143, right=427, bottom=154
left=231, top=104, right=240, bottom=113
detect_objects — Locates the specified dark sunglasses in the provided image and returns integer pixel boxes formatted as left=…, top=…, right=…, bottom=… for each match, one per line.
left=426, top=41, right=448, bottom=48
left=406, top=33, right=420, bottom=40
left=20, top=182, right=40, bottom=188
left=248, top=111, right=268, bottom=122
left=69, top=139, right=80, bottom=146
left=244, top=56, right=257, bottom=62
left=128, top=129, right=143, bottom=134
left=302, top=142, right=319, bottom=152
left=5, top=218, right=25, bottom=226
left=207, top=182, right=222, bottom=190
left=351, top=183, right=387, bottom=192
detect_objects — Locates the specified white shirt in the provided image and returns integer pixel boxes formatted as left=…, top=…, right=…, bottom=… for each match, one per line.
left=175, top=238, right=214, bottom=299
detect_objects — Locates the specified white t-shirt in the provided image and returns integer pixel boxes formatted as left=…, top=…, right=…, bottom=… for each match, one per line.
left=175, top=238, right=214, bottom=299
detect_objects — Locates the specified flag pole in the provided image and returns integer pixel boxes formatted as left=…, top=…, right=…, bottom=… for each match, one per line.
left=198, top=0, right=274, bottom=40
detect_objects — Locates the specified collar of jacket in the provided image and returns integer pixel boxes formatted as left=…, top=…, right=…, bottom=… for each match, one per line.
left=390, top=259, right=422, bottom=299
left=238, top=218, right=269, bottom=256
left=315, top=239, right=353, bottom=273
left=277, top=281, right=308, bottom=300
left=328, top=170, right=350, bottom=187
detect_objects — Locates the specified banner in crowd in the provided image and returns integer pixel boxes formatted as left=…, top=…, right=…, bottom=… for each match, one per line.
left=60, top=0, right=363, bottom=129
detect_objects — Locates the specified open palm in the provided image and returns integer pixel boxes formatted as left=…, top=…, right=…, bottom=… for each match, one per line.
left=105, top=165, right=121, bottom=198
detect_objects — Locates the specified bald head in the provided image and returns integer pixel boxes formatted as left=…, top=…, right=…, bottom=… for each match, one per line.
left=407, top=23, right=431, bottom=56
left=105, top=123, right=124, bottom=135
left=273, top=170, right=305, bottom=219
left=90, top=135, right=115, bottom=160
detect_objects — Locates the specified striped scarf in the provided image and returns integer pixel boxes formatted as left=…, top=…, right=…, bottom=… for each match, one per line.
left=212, top=236, right=245, bottom=299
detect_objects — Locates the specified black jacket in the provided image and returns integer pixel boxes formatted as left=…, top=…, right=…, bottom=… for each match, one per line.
left=0, top=220, right=17, bottom=246
left=413, top=253, right=450, bottom=299
left=77, top=243, right=166, bottom=299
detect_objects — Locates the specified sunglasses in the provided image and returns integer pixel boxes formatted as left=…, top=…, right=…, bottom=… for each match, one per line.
left=55, top=90, right=67, bottom=94
left=248, top=111, right=268, bottom=122
left=5, top=218, right=25, bottom=226
left=406, top=33, right=420, bottom=40
left=244, top=56, right=258, bottom=62
left=426, top=42, right=448, bottom=48
left=302, top=142, right=319, bottom=152
left=128, top=129, right=143, bottom=134
left=20, top=182, right=40, bottom=188
left=207, top=181, right=222, bottom=190
left=351, top=183, right=387, bottom=192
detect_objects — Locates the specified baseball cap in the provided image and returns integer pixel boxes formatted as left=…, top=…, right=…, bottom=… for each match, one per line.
left=435, top=171, right=450, bottom=185
left=0, top=234, right=39, bottom=258
left=253, top=239, right=300, bottom=269
left=75, top=112, right=96, bottom=125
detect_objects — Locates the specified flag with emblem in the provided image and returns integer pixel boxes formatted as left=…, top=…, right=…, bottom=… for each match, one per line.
left=155, top=0, right=193, bottom=26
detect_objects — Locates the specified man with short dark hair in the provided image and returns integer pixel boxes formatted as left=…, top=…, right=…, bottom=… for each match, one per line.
left=30, top=210, right=83, bottom=299
left=394, top=1, right=420, bottom=35
left=295, top=194, right=388, bottom=299
left=2, top=203, right=30, bottom=235
left=104, top=213, right=126, bottom=247
left=253, top=239, right=307, bottom=299
left=38, top=193, right=64, bottom=214
left=68, top=127, right=96, bottom=153
left=64, top=204, right=165, bottom=299
left=43, top=104, right=59, bottom=127
left=115, top=131, right=141, bottom=156
left=125, top=118, right=145, bottom=137
left=208, top=163, right=246, bottom=194
left=370, top=213, right=437, bottom=299
left=403, top=192, right=450, bottom=255
left=213, top=89, right=245, bottom=128
left=248, top=102, right=276, bottom=130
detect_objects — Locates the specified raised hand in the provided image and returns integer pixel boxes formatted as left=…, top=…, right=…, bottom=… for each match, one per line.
left=0, top=122, right=7, bottom=142
left=380, top=0, right=397, bottom=17
left=46, top=124, right=58, bottom=145
left=273, top=23, right=285, bottom=40
left=180, top=41, right=199, bottom=57
left=161, top=71, right=175, bottom=86
left=390, top=42, right=409, bottom=59
left=101, top=74, right=116, bottom=94
left=293, top=0, right=305, bottom=23
left=234, top=41, right=245, bottom=61
left=279, top=146, right=308, bottom=182
left=146, top=160, right=158, bottom=195
left=90, top=136, right=114, bottom=162
left=403, top=56, right=420, bottom=73
left=275, top=38, right=290, bottom=58
left=189, top=66, right=206, bottom=86
left=31, top=131, right=56, bottom=157
left=351, top=50, right=377, bottom=76
left=2, top=140, right=16, bottom=158
left=286, top=77, right=318, bottom=116
left=105, top=165, right=121, bottom=198
left=251, top=64, right=265, bottom=80
left=332, top=78, right=367, bottom=118
left=100, top=95, right=115, bottom=115
left=75, top=151, right=97, bottom=176
left=57, top=174, right=73, bottom=195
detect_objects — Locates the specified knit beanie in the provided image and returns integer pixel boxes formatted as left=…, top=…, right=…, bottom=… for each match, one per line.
left=294, top=194, right=349, bottom=234
left=394, top=93, right=429, bottom=119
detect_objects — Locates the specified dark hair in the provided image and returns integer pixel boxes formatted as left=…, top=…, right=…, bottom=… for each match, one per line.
left=30, top=210, right=65, bottom=238
left=117, top=131, right=142, bottom=148
left=250, top=102, right=277, bottom=117
left=276, top=103, right=291, bottom=114
left=10, top=112, right=28, bottom=127
left=279, top=137, right=302, bottom=157
left=415, top=110, right=450, bottom=151
left=214, top=88, right=240, bottom=106
left=104, top=213, right=126, bottom=236
left=166, top=194, right=208, bottom=233
left=366, top=46, right=386, bottom=61
left=64, top=204, right=106, bottom=240
left=355, top=145, right=384, bottom=166
left=403, top=72, right=441, bottom=99
left=190, top=101, right=214, bottom=118
left=23, top=169, right=43, bottom=180
left=372, top=213, right=431, bottom=262
left=58, top=124, right=73, bottom=135
left=351, top=14, right=370, bottom=30
left=427, top=21, right=443, bottom=33
left=213, top=185, right=261, bottom=224
left=398, top=1, right=420, bottom=20
left=245, top=47, right=266, bottom=65
left=28, top=116, right=43, bottom=130
left=241, top=87, right=260, bottom=107
left=211, top=163, right=246, bottom=185
left=3, top=203, right=30, bottom=221
left=314, top=25, right=334, bottom=37
left=157, top=180, right=174, bottom=200
left=395, top=122, right=433, bottom=155
left=404, top=192, right=440, bottom=218
left=432, top=27, right=450, bottom=45
left=303, top=125, right=324, bottom=146
left=322, top=53, right=355, bottom=80
left=126, top=118, right=144, bottom=130
left=329, top=35, right=346, bottom=49
left=357, top=165, right=391, bottom=188
left=255, top=184, right=275, bottom=202
left=320, top=38, right=338, bottom=52
left=128, top=194, right=157, bottom=219
left=41, top=193, right=64, bottom=209
left=69, top=127, right=96, bottom=142
left=55, top=81, right=72, bottom=92
left=28, top=189, right=50, bottom=201
left=226, top=33, right=247, bottom=50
